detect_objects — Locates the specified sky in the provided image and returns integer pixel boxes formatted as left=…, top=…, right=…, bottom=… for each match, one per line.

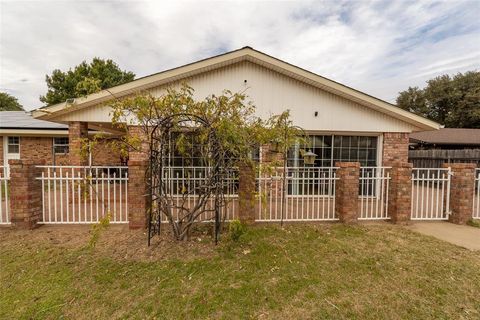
left=0, top=0, right=479, bottom=110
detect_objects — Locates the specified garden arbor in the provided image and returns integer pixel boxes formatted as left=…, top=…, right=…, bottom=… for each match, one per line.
left=111, top=86, right=276, bottom=243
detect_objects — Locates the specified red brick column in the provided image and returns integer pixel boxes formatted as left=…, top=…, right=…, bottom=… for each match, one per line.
left=9, top=159, right=44, bottom=229
left=238, top=163, right=256, bottom=224
left=128, top=160, right=149, bottom=229
left=335, top=162, right=360, bottom=223
left=69, top=121, right=88, bottom=166
left=444, top=163, right=476, bottom=225
left=128, top=126, right=149, bottom=162
left=388, top=162, right=412, bottom=224
left=383, top=132, right=409, bottom=166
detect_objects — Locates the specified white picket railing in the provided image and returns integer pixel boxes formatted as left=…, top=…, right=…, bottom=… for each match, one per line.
left=0, top=166, right=10, bottom=224
left=411, top=168, right=451, bottom=220
left=256, top=167, right=338, bottom=222
left=158, top=166, right=239, bottom=222
left=36, top=166, right=128, bottom=224
left=473, top=169, right=480, bottom=219
left=359, top=167, right=391, bottom=220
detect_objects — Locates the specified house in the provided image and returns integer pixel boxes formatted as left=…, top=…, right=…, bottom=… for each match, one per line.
left=31, top=47, right=439, bottom=169
left=0, top=111, right=123, bottom=175
left=409, top=128, right=480, bottom=167
left=4, top=46, right=458, bottom=228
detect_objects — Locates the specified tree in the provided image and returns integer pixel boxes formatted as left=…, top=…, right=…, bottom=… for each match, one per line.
left=108, top=85, right=303, bottom=243
left=396, top=71, right=480, bottom=128
left=0, top=92, right=24, bottom=111
left=40, top=58, right=135, bottom=105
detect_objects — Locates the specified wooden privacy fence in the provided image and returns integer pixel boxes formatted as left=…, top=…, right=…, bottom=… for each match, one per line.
left=411, top=168, right=451, bottom=220
left=474, top=169, right=480, bottom=219
left=409, top=149, right=480, bottom=168
left=0, top=166, right=10, bottom=224
left=36, top=166, right=129, bottom=224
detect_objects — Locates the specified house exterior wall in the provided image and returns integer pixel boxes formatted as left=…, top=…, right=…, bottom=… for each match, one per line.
left=382, top=132, right=409, bottom=166
left=51, top=61, right=422, bottom=133
left=0, top=135, right=122, bottom=167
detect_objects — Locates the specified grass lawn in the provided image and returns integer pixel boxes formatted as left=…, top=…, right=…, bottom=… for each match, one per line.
left=1, top=223, right=479, bottom=319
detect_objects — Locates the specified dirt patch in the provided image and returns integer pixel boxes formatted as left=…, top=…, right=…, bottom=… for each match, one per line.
left=0, top=224, right=220, bottom=262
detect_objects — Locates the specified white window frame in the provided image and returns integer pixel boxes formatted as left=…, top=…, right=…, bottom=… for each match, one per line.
left=53, top=137, right=69, bottom=154
left=7, top=136, right=20, bottom=154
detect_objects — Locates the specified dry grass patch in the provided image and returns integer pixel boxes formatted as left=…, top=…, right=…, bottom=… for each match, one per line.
left=1, top=223, right=479, bottom=319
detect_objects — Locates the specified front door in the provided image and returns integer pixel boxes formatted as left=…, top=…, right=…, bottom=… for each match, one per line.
left=3, top=136, right=20, bottom=177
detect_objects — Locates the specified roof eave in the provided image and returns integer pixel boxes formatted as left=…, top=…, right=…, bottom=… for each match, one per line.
left=31, top=47, right=441, bottom=131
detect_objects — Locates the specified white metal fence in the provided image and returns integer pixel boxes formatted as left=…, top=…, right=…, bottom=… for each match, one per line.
left=359, top=167, right=391, bottom=220
left=158, top=166, right=239, bottom=222
left=474, top=169, right=480, bottom=219
left=36, top=166, right=129, bottom=224
left=0, top=166, right=10, bottom=224
left=411, top=168, right=451, bottom=220
left=256, top=167, right=338, bottom=222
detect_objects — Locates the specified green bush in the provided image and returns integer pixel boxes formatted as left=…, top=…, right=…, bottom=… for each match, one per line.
left=228, top=219, right=247, bottom=242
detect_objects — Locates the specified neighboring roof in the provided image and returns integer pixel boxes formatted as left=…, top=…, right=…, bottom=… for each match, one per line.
left=410, top=128, right=480, bottom=145
left=0, top=111, right=67, bottom=129
left=32, top=46, right=440, bottom=131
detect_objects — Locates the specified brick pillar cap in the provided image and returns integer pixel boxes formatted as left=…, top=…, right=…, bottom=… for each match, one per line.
left=335, top=161, right=360, bottom=168
left=128, top=160, right=149, bottom=166
left=442, top=163, right=476, bottom=169
left=390, top=162, right=413, bottom=169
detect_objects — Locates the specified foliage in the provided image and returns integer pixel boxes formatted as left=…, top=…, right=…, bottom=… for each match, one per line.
left=396, top=71, right=480, bottom=128
left=40, top=58, right=135, bottom=105
left=110, top=85, right=272, bottom=241
left=88, top=213, right=111, bottom=248
left=228, top=219, right=247, bottom=242
left=467, top=219, right=480, bottom=228
left=0, top=92, right=24, bottom=111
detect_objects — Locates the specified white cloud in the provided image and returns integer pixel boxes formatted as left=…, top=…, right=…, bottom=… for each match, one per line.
left=0, top=0, right=479, bottom=109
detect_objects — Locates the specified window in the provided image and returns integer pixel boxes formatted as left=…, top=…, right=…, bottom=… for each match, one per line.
left=287, top=135, right=378, bottom=168
left=7, top=137, right=20, bottom=154
left=53, top=137, right=69, bottom=154
left=287, top=134, right=379, bottom=195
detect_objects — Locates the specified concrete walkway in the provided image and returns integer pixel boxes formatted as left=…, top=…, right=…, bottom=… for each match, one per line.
left=408, top=222, right=480, bottom=251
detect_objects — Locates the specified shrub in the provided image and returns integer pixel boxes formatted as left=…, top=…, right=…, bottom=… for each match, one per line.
left=228, top=219, right=247, bottom=242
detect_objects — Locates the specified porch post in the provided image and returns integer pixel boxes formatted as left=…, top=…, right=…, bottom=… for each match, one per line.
left=69, top=121, right=88, bottom=166
left=335, top=162, right=360, bottom=224
left=444, top=163, right=476, bottom=225
left=388, top=162, right=412, bottom=224
left=238, top=163, right=256, bottom=224
left=9, top=159, right=44, bottom=229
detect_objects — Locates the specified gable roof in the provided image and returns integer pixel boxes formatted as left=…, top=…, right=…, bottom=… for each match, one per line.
left=32, top=46, right=440, bottom=131
left=410, top=128, right=480, bottom=146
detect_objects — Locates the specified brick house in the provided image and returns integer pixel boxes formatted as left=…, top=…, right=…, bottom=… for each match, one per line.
left=32, top=47, right=439, bottom=169
left=14, top=47, right=477, bottom=229
left=0, top=111, right=124, bottom=175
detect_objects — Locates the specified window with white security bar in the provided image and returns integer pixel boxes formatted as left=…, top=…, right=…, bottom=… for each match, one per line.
left=53, top=137, right=69, bottom=154
left=7, top=136, right=20, bottom=154
left=287, top=135, right=378, bottom=195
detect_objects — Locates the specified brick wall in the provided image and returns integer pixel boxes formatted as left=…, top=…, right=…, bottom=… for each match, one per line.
left=445, top=163, right=476, bottom=224
left=69, top=121, right=88, bottom=165
left=9, top=159, right=44, bottom=229
left=383, top=132, right=409, bottom=166
left=335, top=162, right=360, bottom=223
left=90, top=139, right=124, bottom=166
